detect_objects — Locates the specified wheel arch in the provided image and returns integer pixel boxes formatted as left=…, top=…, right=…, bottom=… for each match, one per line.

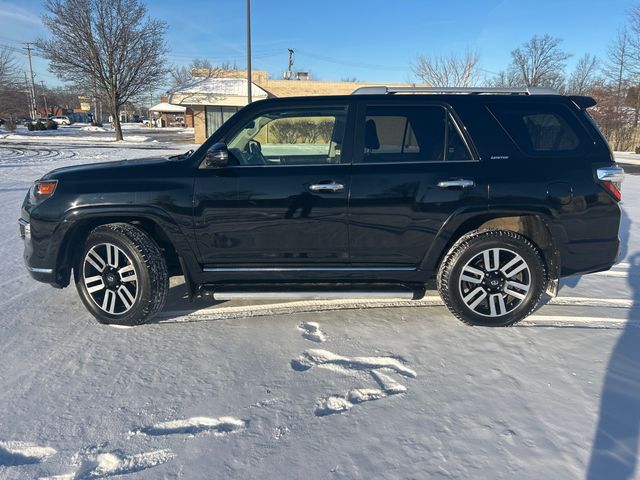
left=54, top=207, right=194, bottom=287
left=421, top=210, right=561, bottom=295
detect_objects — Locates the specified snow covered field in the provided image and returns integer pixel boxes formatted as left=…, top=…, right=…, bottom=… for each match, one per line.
left=1, top=134, right=639, bottom=479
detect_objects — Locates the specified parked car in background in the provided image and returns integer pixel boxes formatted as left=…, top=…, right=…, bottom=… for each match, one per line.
left=50, top=115, right=71, bottom=125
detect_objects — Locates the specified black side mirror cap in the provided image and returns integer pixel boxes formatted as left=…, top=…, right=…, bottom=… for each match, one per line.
left=205, top=142, right=229, bottom=168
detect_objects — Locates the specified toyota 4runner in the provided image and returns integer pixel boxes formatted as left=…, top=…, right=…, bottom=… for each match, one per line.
left=19, top=86, right=624, bottom=326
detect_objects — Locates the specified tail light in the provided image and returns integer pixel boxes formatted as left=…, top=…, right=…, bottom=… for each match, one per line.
left=597, top=166, right=624, bottom=201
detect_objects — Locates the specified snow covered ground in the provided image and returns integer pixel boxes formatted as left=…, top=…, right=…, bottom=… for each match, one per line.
left=0, top=135, right=639, bottom=479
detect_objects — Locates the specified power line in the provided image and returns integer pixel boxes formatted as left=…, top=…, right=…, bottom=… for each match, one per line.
left=295, top=49, right=408, bottom=71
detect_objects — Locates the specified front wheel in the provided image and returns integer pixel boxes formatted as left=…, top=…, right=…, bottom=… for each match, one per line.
left=74, top=223, right=169, bottom=326
left=437, top=229, right=547, bottom=327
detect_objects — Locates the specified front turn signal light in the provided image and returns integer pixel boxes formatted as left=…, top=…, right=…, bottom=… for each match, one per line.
left=29, top=180, right=58, bottom=204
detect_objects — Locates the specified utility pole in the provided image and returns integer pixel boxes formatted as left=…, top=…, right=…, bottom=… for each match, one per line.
left=24, top=43, right=38, bottom=119
left=24, top=72, right=32, bottom=118
left=287, top=48, right=294, bottom=80
left=40, top=80, right=48, bottom=116
left=246, top=0, right=252, bottom=103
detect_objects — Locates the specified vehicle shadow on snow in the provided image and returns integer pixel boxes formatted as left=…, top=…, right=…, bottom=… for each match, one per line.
left=586, top=210, right=640, bottom=479
left=151, top=281, right=227, bottom=324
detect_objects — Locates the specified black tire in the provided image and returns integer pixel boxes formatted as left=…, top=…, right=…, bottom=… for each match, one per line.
left=74, top=223, right=168, bottom=326
left=437, top=229, right=547, bottom=327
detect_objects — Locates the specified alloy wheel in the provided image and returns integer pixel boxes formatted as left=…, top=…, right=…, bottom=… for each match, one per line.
left=458, top=247, right=531, bottom=318
left=83, top=243, right=139, bottom=315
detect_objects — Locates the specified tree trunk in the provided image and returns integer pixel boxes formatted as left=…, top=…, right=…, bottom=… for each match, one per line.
left=112, top=104, right=123, bottom=141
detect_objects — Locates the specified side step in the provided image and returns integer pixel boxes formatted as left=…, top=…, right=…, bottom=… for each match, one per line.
left=202, top=285, right=422, bottom=301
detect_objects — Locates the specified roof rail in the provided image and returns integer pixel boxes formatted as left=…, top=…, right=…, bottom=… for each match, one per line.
left=351, top=86, right=559, bottom=96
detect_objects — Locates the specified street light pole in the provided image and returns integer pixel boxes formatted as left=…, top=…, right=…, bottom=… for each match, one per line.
left=246, top=0, right=252, bottom=104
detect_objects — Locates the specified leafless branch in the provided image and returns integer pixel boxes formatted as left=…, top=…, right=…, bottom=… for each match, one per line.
left=411, top=50, right=481, bottom=87
left=510, top=34, right=570, bottom=88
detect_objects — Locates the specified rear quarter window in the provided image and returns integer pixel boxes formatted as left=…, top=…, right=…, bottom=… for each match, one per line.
left=488, top=103, right=585, bottom=156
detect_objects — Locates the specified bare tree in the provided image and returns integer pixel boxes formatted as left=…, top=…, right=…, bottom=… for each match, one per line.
left=0, top=46, right=18, bottom=87
left=567, top=54, right=599, bottom=95
left=487, top=69, right=523, bottom=88
left=510, top=34, right=571, bottom=89
left=0, top=47, right=24, bottom=118
left=603, top=28, right=633, bottom=96
left=169, top=65, right=193, bottom=89
left=36, top=0, right=168, bottom=140
left=411, top=50, right=481, bottom=87
left=169, top=58, right=238, bottom=89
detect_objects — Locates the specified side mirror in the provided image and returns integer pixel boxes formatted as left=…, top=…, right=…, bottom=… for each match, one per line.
left=205, top=142, right=229, bottom=168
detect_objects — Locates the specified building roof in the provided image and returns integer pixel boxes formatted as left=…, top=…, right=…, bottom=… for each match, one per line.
left=169, top=70, right=429, bottom=106
left=169, top=77, right=269, bottom=106
left=149, top=102, right=186, bottom=113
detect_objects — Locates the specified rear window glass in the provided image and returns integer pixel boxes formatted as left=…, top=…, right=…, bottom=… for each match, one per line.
left=489, top=103, right=582, bottom=155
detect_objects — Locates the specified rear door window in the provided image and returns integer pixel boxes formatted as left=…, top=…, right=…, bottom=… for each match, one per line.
left=489, top=103, right=584, bottom=155
left=360, top=105, right=472, bottom=162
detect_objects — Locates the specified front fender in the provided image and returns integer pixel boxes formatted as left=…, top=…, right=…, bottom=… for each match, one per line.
left=51, top=205, right=198, bottom=287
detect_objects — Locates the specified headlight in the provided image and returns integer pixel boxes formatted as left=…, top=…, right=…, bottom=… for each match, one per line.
left=29, top=180, right=58, bottom=205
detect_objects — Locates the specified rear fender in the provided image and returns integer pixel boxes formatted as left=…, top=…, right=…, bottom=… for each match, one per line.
left=419, top=207, right=563, bottom=295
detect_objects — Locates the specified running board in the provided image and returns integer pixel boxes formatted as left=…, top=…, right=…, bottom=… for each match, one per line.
left=202, top=285, right=420, bottom=301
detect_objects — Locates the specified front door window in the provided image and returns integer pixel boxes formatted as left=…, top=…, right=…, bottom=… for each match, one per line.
left=226, top=108, right=347, bottom=165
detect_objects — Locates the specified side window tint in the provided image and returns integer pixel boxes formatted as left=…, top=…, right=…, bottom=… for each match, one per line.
left=447, top=116, right=472, bottom=161
left=361, top=106, right=471, bottom=162
left=489, top=103, right=582, bottom=155
left=227, top=107, right=347, bottom=166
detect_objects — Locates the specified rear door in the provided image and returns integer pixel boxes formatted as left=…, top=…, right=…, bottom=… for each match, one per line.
left=348, top=100, right=488, bottom=267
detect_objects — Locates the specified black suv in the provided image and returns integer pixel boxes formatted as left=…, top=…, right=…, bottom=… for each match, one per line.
left=19, top=86, right=624, bottom=327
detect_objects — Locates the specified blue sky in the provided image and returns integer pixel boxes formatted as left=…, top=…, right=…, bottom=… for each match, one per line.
left=0, top=0, right=635, bottom=87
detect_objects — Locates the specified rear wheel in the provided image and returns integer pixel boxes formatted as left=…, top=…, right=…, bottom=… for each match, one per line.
left=74, top=223, right=168, bottom=326
left=437, top=229, right=547, bottom=326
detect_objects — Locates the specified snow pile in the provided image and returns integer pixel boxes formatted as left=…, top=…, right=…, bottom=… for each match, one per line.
left=293, top=339, right=416, bottom=417
left=292, top=348, right=417, bottom=377
left=81, top=126, right=109, bottom=132
left=298, top=321, right=327, bottom=342
left=119, top=135, right=152, bottom=143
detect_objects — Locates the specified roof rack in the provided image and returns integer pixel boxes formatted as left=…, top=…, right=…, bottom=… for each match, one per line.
left=351, top=86, right=559, bottom=95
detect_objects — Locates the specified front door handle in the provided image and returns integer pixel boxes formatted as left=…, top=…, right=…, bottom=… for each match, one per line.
left=437, top=179, right=475, bottom=189
left=308, top=182, right=345, bottom=193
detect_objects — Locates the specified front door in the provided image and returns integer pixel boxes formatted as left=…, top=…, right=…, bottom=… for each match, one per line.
left=193, top=103, right=353, bottom=267
left=348, top=101, right=488, bottom=267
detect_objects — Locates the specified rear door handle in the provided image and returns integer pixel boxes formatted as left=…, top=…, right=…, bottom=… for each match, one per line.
left=437, top=179, right=475, bottom=189
left=308, top=182, right=345, bottom=193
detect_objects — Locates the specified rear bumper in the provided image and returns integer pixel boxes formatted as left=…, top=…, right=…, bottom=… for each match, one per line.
left=559, top=237, right=620, bottom=277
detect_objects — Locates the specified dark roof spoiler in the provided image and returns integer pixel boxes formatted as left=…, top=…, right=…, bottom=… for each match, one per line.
left=569, top=95, right=597, bottom=109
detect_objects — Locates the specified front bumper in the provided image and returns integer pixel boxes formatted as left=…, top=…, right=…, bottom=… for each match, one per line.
left=19, top=217, right=57, bottom=284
